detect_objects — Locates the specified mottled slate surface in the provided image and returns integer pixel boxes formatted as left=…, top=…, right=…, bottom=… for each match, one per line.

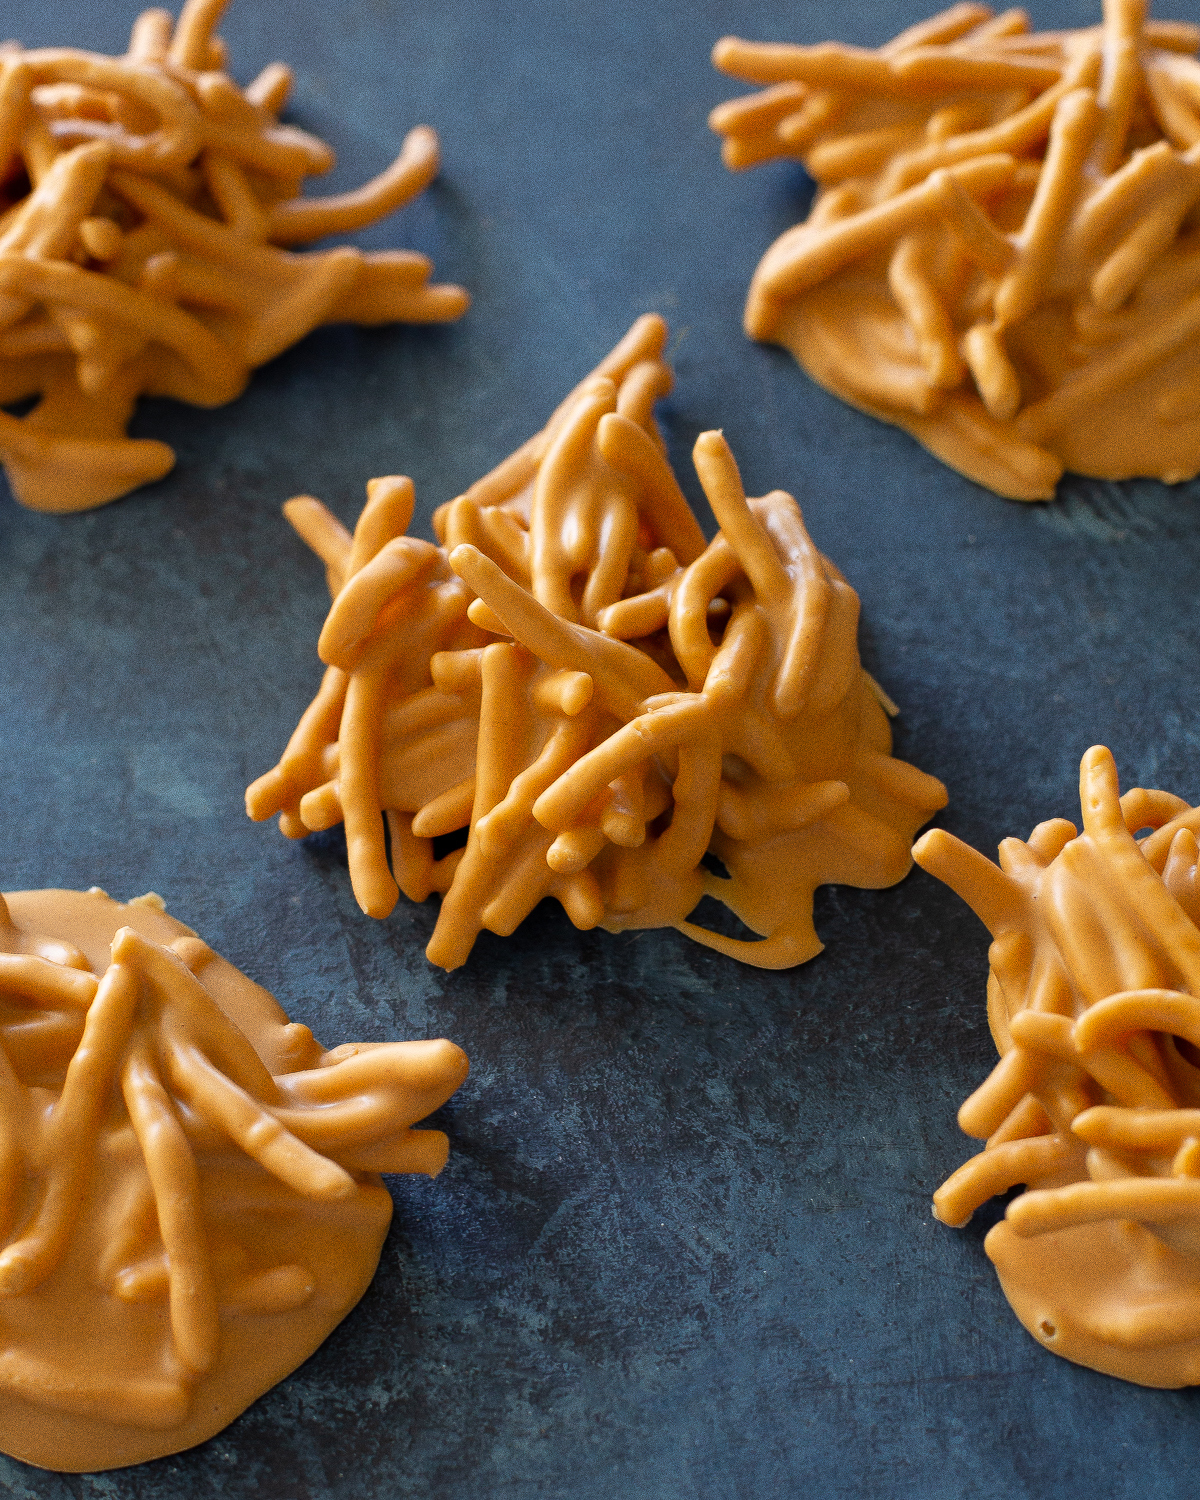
left=2, top=0, right=1199, bottom=1495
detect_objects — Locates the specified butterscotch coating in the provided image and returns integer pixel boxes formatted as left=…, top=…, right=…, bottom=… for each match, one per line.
left=0, top=0, right=468, bottom=513
left=0, top=885, right=468, bottom=1470
left=914, top=747, right=1200, bottom=1386
left=247, top=314, right=947, bottom=970
left=711, top=3, right=1200, bottom=500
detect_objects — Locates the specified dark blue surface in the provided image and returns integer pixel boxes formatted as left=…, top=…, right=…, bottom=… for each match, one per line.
left=2, top=0, right=1200, bottom=1495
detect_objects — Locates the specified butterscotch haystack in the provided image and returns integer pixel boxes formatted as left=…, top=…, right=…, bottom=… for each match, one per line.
left=247, top=315, right=947, bottom=971
left=915, top=747, right=1200, bottom=1386
left=711, top=2, right=1200, bottom=499
left=0, top=0, right=468, bottom=513
left=0, top=886, right=467, bottom=1469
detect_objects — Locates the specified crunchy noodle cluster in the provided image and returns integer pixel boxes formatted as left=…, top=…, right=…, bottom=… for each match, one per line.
left=712, top=2, right=1200, bottom=498
left=0, top=886, right=467, bottom=1467
left=916, top=747, right=1200, bottom=1385
left=247, top=315, right=947, bottom=971
left=0, top=0, right=467, bottom=512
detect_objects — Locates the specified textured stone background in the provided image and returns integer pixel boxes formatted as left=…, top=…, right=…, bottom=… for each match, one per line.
left=2, top=0, right=1199, bottom=1494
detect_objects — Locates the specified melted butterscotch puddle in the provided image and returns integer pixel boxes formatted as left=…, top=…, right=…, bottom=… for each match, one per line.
left=247, top=314, right=948, bottom=971
left=712, top=3, right=1200, bottom=499
left=915, top=747, right=1200, bottom=1386
left=0, top=0, right=467, bottom=512
left=0, top=886, right=467, bottom=1469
